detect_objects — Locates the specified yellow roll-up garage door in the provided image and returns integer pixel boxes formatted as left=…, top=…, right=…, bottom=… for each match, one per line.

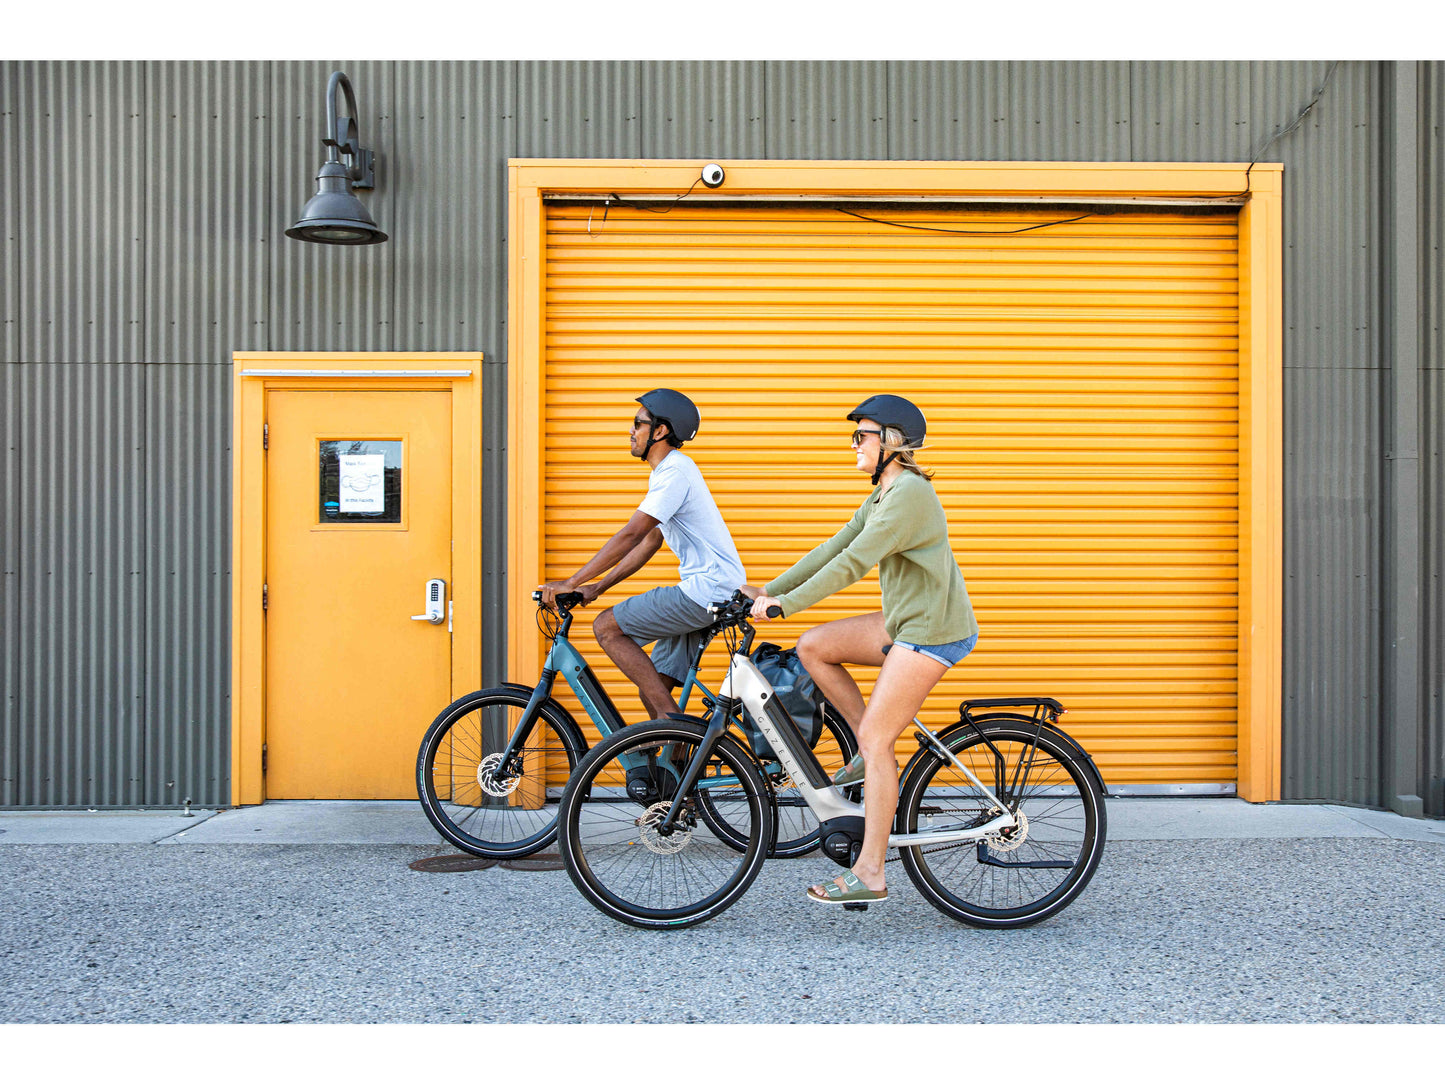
left=540, top=201, right=1239, bottom=791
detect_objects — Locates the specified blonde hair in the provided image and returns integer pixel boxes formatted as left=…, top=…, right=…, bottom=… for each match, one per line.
left=882, top=424, right=934, bottom=481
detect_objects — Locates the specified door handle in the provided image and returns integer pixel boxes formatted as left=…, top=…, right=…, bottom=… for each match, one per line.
left=411, top=578, right=446, bottom=624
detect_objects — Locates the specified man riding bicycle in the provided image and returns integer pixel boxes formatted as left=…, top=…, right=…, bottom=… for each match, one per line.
left=538, top=389, right=747, bottom=722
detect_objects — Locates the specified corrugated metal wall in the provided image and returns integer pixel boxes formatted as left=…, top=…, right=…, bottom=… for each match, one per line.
left=1, top=60, right=1440, bottom=811
left=1424, top=63, right=1444, bottom=817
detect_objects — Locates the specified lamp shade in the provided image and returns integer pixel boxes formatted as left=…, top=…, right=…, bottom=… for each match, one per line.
left=286, top=161, right=387, bottom=245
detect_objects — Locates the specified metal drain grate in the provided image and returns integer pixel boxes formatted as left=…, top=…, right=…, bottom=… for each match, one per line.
left=499, top=852, right=565, bottom=871
left=409, top=854, right=498, bottom=873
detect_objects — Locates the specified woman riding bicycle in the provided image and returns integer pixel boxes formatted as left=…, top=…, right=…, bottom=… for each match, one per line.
left=746, top=395, right=978, bottom=906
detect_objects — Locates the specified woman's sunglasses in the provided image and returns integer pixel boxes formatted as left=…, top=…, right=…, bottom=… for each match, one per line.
left=851, top=427, right=884, bottom=448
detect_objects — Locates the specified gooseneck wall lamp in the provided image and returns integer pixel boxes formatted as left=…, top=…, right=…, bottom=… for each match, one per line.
left=286, top=71, right=388, bottom=245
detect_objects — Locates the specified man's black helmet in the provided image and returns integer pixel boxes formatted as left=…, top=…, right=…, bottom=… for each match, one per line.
left=636, top=389, right=700, bottom=443
left=847, top=394, right=926, bottom=447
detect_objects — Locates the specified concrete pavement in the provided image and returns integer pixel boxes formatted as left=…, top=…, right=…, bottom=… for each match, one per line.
left=3, top=798, right=1445, bottom=1025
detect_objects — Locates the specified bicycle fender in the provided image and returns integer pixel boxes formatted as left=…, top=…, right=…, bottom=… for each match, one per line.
left=897, top=714, right=1108, bottom=800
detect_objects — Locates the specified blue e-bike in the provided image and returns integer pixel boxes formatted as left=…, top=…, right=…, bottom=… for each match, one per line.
left=415, top=591, right=857, bottom=859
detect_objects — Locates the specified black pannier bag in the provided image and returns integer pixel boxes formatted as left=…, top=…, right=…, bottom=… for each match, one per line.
left=742, top=642, right=826, bottom=760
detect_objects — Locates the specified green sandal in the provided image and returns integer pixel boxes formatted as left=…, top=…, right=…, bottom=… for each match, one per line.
left=807, top=870, right=888, bottom=905
left=831, top=753, right=865, bottom=787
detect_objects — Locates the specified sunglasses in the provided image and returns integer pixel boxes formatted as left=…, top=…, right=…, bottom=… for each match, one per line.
left=632, top=416, right=651, bottom=430
left=850, top=427, right=884, bottom=448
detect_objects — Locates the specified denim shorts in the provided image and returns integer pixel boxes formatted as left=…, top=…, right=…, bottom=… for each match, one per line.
left=892, top=632, right=979, bottom=669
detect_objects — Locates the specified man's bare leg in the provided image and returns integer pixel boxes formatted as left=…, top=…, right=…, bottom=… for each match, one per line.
left=593, top=608, right=681, bottom=721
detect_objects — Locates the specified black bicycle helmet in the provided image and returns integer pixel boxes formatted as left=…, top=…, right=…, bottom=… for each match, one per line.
left=636, top=388, right=701, bottom=447
left=847, top=394, right=927, bottom=485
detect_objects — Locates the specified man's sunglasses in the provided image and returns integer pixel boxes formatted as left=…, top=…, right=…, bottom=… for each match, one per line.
left=851, top=427, right=884, bottom=447
left=632, top=416, right=652, bottom=430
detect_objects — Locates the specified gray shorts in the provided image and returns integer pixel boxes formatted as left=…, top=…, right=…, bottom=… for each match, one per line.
left=612, top=585, right=716, bottom=683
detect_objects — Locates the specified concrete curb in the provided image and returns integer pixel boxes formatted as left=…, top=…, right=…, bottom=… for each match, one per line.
left=1, top=797, right=1442, bottom=846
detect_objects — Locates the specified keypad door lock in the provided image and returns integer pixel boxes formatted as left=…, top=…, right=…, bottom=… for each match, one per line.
left=411, top=578, right=446, bottom=624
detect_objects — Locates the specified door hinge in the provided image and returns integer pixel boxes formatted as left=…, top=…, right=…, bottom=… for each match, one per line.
left=263, top=422, right=269, bottom=451
left=261, top=743, right=268, bottom=774
left=262, top=584, right=268, bottom=611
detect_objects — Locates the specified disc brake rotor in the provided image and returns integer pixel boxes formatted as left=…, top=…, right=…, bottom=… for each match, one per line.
left=637, top=801, right=694, bottom=855
left=477, top=752, right=520, bottom=798
left=988, top=808, right=1029, bottom=853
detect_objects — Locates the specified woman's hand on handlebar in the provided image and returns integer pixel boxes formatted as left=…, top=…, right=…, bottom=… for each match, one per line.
left=750, top=594, right=783, bottom=622
left=737, top=584, right=762, bottom=601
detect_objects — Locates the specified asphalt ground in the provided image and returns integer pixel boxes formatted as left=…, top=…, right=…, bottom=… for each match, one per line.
left=3, top=800, right=1444, bottom=1028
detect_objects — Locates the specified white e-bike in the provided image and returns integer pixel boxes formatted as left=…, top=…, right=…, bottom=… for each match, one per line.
left=557, top=592, right=1107, bottom=930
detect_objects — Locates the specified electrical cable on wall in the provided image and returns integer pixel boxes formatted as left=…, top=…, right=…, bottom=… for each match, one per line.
left=833, top=207, right=1097, bottom=235
left=1241, top=60, right=1341, bottom=192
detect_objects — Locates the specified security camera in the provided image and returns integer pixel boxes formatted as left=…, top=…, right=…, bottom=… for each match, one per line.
left=701, top=163, right=725, bottom=188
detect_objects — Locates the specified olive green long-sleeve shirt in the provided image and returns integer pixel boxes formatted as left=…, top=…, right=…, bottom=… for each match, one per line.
left=764, top=471, right=978, bottom=646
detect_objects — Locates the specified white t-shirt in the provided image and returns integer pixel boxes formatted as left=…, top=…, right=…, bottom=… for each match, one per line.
left=637, top=450, right=747, bottom=608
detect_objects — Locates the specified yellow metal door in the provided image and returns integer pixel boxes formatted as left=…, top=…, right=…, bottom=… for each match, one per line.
left=537, top=202, right=1240, bottom=790
left=264, top=390, right=452, bottom=798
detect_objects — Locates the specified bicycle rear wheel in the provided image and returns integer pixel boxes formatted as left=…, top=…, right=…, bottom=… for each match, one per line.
left=416, top=687, right=586, bottom=858
left=558, top=720, right=772, bottom=930
left=696, top=703, right=857, bottom=858
left=897, top=719, right=1106, bottom=928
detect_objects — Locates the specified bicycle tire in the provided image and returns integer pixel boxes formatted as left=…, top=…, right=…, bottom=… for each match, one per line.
left=558, top=719, right=773, bottom=930
left=416, top=686, right=587, bottom=858
left=696, top=703, right=858, bottom=858
left=897, top=719, right=1106, bottom=928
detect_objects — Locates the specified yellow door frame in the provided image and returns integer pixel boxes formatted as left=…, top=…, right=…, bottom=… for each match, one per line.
left=230, top=352, right=485, bottom=806
left=507, top=159, right=1284, bottom=802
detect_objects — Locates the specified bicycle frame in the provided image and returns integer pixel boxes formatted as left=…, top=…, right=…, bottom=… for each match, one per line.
left=658, top=626, right=1018, bottom=848
left=494, top=602, right=718, bottom=769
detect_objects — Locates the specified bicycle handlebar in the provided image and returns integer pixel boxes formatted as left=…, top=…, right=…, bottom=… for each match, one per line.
left=532, top=589, right=585, bottom=612
left=706, top=590, right=783, bottom=622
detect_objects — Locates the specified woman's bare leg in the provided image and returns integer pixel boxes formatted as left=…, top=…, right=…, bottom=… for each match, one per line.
left=792, top=611, right=889, bottom=737
left=810, top=644, right=948, bottom=897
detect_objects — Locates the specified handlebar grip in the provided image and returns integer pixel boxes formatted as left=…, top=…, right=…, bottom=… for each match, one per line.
left=765, top=605, right=782, bottom=619
left=556, top=591, right=584, bottom=610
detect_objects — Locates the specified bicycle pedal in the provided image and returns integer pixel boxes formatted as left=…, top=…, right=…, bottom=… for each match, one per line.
left=842, top=902, right=869, bottom=913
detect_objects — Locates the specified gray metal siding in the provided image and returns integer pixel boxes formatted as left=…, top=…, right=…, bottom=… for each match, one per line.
left=639, top=62, right=767, bottom=160
left=885, top=61, right=1009, bottom=160
left=13, top=364, right=147, bottom=806
left=1, top=60, right=1442, bottom=811
left=142, top=363, right=231, bottom=807
left=764, top=60, right=889, bottom=159
left=1423, top=63, right=1444, bottom=817
left=2, top=61, right=18, bottom=805
left=1276, top=62, right=1386, bottom=807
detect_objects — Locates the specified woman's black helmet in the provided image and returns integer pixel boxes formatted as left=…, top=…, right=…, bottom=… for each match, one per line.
left=636, top=388, right=701, bottom=443
left=847, top=394, right=926, bottom=447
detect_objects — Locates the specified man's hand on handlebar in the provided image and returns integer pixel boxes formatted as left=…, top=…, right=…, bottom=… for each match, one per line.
left=537, top=579, right=578, bottom=610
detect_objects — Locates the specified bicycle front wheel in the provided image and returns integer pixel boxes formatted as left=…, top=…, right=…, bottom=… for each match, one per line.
left=558, top=720, right=773, bottom=930
left=416, top=687, right=586, bottom=858
left=897, top=720, right=1106, bottom=928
